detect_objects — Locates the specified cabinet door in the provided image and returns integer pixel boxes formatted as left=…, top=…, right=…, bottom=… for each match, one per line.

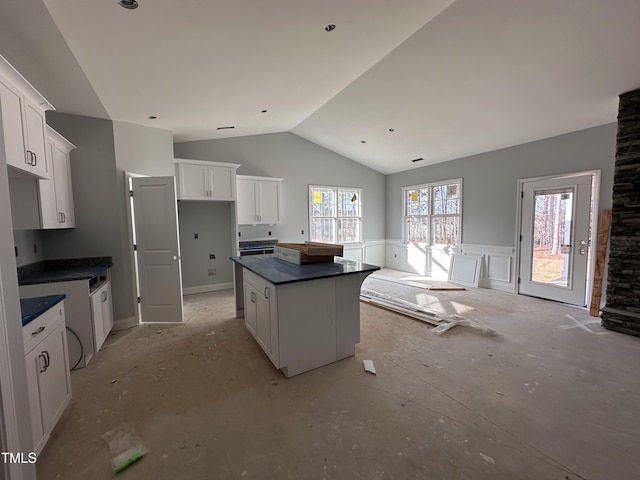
left=208, top=165, right=234, bottom=200
left=258, top=181, right=280, bottom=224
left=91, top=282, right=113, bottom=352
left=236, top=178, right=258, bottom=224
left=255, top=285, right=271, bottom=354
left=24, top=348, right=45, bottom=451
left=53, top=143, right=75, bottom=227
left=39, top=141, right=60, bottom=228
left=177, top=163, right=209, bottom=199
left=100, top=282, right=114, bottom=340
left=23, top=98, right=48, bottom=178
left=243, top=281, right=257, bottom=336
left=37, top=323, right=71, bottom=434
left=0, top=80, right=28, bottom=171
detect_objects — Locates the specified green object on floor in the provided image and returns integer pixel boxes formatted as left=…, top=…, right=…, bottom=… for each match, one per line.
left=113, top=451, right=144, bottom=473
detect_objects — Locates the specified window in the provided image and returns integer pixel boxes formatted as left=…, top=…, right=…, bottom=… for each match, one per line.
left=309, top=186, right=362, bottom=244
left=403, top=180, right=462, bottom=246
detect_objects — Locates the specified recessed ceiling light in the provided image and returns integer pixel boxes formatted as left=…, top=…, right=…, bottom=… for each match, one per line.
left=261, top=110, right=268, bottom=113
left=411, top=157, right=424, bottom=163
left=361, top=140, right=366, bottom=144
left=118, top=0, right=138, bottom=9
left=217, top=126, right=235, bottom=130
left=325, top=24, right=336, bottom=32
left=389, top=128, right=395, bottom=132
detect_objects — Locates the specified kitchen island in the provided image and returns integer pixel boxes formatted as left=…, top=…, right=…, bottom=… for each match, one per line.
left=230, top=255, right=380, bottom=377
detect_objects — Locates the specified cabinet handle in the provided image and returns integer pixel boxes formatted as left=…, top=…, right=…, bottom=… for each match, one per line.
left=38, top=352, right=48, bottom=373
left=44, top=350, right=50, bottom=369
left=32, top=152, right=37, bottom=166
left=250, top=291, right=256, bottom=303
left=31, top=326, right=46, bottom=336
left=62, top=212, right=66, bottom=223
left=102, top=290, right=108, bottom=302
left=264, top=286, right=270, bottom=299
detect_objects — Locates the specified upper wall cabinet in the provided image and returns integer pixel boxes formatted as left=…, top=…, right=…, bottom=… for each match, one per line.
left=237, top=175, right=282, bottom=225
left=0, top=55, right=54, bottom=179
left=39, top=126, right=76, bottom=229
left=175, top=159, right=240, bottom=201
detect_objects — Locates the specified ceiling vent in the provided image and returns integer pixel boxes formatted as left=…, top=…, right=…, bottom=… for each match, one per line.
left=411, top=157, right=424, bottom=163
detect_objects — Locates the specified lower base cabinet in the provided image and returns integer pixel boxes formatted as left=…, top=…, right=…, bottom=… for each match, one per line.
left=243, top=270, right=279, bottom=368
left=24, top=302, right=72, bottom=454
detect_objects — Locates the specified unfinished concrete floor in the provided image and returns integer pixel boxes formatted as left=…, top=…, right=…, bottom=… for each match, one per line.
left=36, top=272, right=639, bottom=480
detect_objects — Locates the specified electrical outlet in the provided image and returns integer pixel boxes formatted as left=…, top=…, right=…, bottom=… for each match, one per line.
left=301, top=230, right=304, bottom=235
left=209, top=254, right=215, bottom=259
left=194, top=233, right=198, bottom=239
left=208, top=269, right=216, bottom=276
left=33, top=243, right=37, bottom=253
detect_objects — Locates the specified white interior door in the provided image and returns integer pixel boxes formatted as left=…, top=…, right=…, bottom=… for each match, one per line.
left=132, top=176, right=184, bottom=323
left=519, top=173, right=593, bottom=306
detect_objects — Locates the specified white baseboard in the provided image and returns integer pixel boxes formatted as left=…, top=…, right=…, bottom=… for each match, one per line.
left=113, top=315, right=138, bottom=332
left=183, top=282, right=234, bottom=295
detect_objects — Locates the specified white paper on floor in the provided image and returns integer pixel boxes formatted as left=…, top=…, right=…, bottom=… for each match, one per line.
left=363, top=360, right=377, bottom=375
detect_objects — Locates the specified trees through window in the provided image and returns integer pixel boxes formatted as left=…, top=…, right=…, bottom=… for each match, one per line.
left=403, top=180, right=462, bottom=246
left=309, top=186, right=362, bottom=244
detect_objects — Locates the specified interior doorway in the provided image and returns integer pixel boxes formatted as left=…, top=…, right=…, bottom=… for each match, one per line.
left=518, top=171, right=599, bottom=306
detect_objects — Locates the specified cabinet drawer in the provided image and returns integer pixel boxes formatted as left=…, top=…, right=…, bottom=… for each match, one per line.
left=23, top=303, right=65, bottom=353
left=243, top=269, right=274, bottom=294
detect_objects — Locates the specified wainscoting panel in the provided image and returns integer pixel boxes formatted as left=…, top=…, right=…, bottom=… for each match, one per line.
left=460, top=244, right=516, bottom=293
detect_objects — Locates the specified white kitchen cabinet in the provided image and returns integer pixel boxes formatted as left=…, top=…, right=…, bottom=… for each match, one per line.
left=0, top=56, right=53, bottom=179
left=175, top=159, right=240, bottom=201
left=23, top=302, right=72, bottom=454
left=236, top=175, right=282, bottom=225
left=20, top=267, right=114, bottom=369
left=39, top=126, right=76, bottom=228
left=243, top=269, right=279, bottom=367
left=90, top=279, right=114, bottom=352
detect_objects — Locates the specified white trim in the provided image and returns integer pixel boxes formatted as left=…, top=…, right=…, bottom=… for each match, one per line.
left=183, top=282, right=234, bottom=295
left=0, top=53, right=54, bottom=111
left=174, top=158, right=240, bottom=169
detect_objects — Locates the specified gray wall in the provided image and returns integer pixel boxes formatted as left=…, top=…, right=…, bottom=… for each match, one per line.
left=385, top=123, right=617, bottom=246
left=178, top=202, right=234, bottom=287
left=13, top=229, right=44, bottom=267
left=174, top=132, right=386, bottom=243
left=43, top=113, right=175, bottom=322
left=112, top=120, right=175, bottom=319
left=43, top=113, right=123, bottom=318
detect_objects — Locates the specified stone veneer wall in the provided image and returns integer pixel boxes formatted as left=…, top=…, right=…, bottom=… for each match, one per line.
left=601, top=88, right=640, bottom=336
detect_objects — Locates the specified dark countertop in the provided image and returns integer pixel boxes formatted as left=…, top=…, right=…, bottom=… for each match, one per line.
left=230, top=255, right=380, bottom=285
left=20, top=294, right=66, bottom=326
left=18, top=257, right=112, bottom=286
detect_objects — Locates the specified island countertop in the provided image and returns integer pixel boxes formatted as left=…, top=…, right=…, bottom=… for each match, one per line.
left=230, top=255, right=380, bottom=285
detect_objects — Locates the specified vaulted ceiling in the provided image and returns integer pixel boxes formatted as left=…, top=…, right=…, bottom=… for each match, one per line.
left=2, top=0, right=640, bottom=174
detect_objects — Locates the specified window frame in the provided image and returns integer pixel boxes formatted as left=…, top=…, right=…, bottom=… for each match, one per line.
left=402, top=178, right=463, bottom=247
left=309, top=185, right=363, bottom=245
